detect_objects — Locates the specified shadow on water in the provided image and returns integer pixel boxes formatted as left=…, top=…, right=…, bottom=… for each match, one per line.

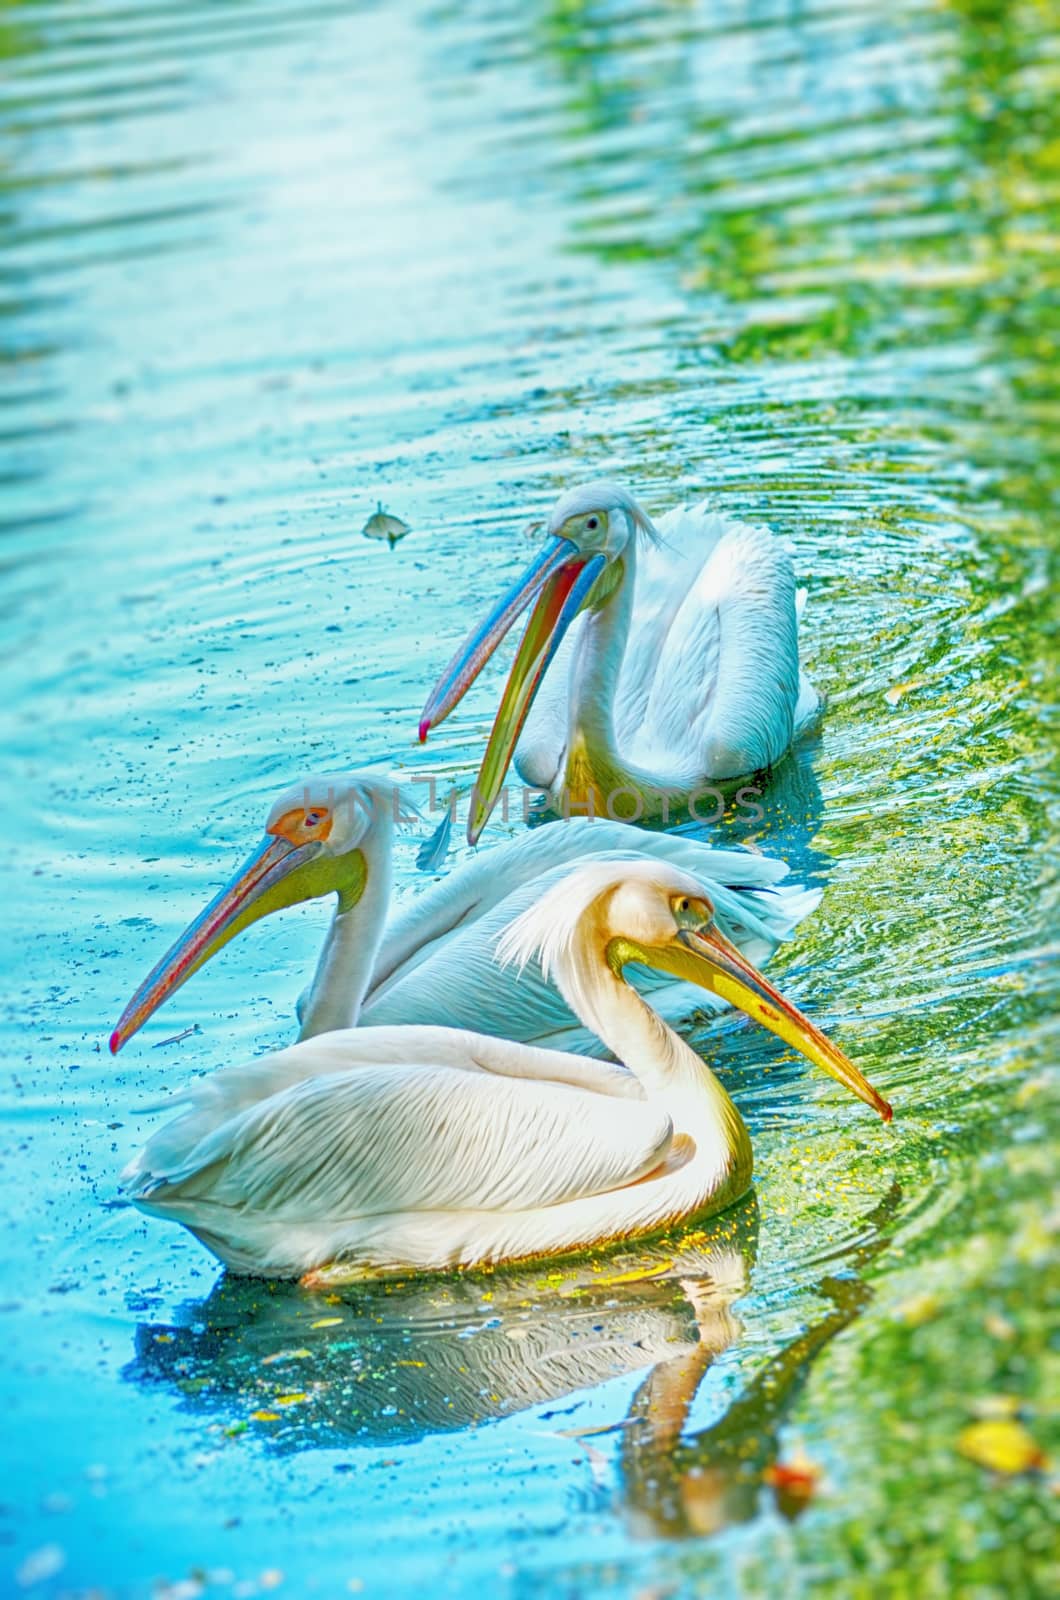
left=520, top=720, right=829, bottom=866
left=126, top=1183, right=901, bottom=1540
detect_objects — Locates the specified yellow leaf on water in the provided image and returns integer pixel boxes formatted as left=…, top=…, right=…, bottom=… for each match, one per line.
left=262, top=1348, right=312, bottom=1365
left=250, top=1411, right=281, bottom=1422
left=274, top=1393, right=308, bottom=1406
left=595, top=1260, right=674, bottom=1286
left=1014, top=1074, right=1048, bottom=1108
left=957, top=1419, right=1046, bottom=1474
left=311, top=1317, right=343, bottom=1328
left=885, top=679, right=925, bottom=706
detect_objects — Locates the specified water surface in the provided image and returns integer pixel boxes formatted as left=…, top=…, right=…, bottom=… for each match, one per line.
left=1, top=0, right=1056, bottom=1595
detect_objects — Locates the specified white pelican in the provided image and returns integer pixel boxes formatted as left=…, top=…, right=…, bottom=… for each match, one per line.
left=109, top=772, right=821, bottom=1058
left=419, top=481, right=821, bottom=841
left=121, top=856, right=890, bottom=1282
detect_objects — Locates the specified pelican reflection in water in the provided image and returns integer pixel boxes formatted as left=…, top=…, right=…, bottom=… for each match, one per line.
left=128, top=1185, right=899, bottom=1536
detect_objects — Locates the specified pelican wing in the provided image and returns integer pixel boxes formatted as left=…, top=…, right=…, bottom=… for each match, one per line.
left=371, top=819, right=643, bottom=991
left=624, top=510, right=801, bottom=776
left=126, top=1023, right=647, bottom=1190
left=128, top=1050, right=674, bottom=1225
left=364, top=823, right=819, bottom=1049
left=371, top=819, right=792, bottom=998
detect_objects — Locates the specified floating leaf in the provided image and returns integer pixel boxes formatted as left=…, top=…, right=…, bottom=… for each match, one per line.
left=764, top=1455, right=822, bottom=1497
left=311, top=1317, right=343, bottom=1329
left=15, top=1545, right=66, bottom=1589
left=884, top=679, right=925, bottom=706
left=764, top=1449, right=823, bottom=1518
left=250, top=1410, right=281, bottom=1422
left=594, top=1260, right=673, bottom=1286
left=957, top=1419, right=1045, bottom=1474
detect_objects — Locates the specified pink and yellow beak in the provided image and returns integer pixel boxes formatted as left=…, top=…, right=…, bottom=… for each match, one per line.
left=637, top=921, right=892, bottom=1120
left=108, top=831, right=339, bottom=1054
left=419, top=535, right=606, bottom=843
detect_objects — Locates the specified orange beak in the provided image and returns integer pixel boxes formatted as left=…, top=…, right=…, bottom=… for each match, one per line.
left=109, top=834, right=322, bottom=1053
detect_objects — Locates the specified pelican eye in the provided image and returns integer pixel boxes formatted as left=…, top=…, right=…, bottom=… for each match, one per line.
left=671, top=893, right=714, bottom=929
left=586, top=516, right=599, bottom=530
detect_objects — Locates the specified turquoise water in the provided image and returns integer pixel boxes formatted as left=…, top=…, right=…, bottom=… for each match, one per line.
left=1, top=0, right=1056, bottom=1595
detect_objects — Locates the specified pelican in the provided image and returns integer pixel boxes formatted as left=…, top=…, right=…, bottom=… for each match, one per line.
left=121, top=856, right=890, bottom=1282
left=109, top=772, right=822, bottom=1058
left=419, top=481, right=821, bottom=841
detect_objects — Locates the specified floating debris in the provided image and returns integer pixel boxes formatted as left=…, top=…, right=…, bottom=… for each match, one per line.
left=152, top=1025, right=201, bottom=1049
left=969, top=1394, right=1022, bottom=1420
left=15, top=1544, right=66, bottom=1590
left=893, top=1291, right=941, bottom=1326
left=417, top=804, right=453, bottom=871
left=261, top=1348, right=312, bottom=1366
left=362, top=503, right=410, bottom=548
left=957, top=1418, right=1046, bottom=1474
left=593, top=1260, right=674, bottom=1286
left=884, top=679, right=925, bottom=706
left=764, top=1451, right=822, bottom=1518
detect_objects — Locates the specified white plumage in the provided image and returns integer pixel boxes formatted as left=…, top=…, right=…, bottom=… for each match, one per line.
left=420, top=482, right=822, bottom=841
left=522, top=500, right=817, bottom=793
left=111, top=773, right=821, bottom=1059
left=122, top=856, right=890, bottom=1281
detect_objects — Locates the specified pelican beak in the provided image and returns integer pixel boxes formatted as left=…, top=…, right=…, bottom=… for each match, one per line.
left=638, top=923, right=892, bottom=1120
left=418, top=535, right=607, bottom=842
left=109, top=833, right=337, bottom=1054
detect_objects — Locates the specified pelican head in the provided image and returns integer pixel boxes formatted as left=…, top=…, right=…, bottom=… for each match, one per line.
left=109, top=773, right=395, bottom=1053
left=544, top=479, right=659, bottom=558
left=500, top=859, right=892, bottom=1121
left=419, top=481, right=658, bottom=842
